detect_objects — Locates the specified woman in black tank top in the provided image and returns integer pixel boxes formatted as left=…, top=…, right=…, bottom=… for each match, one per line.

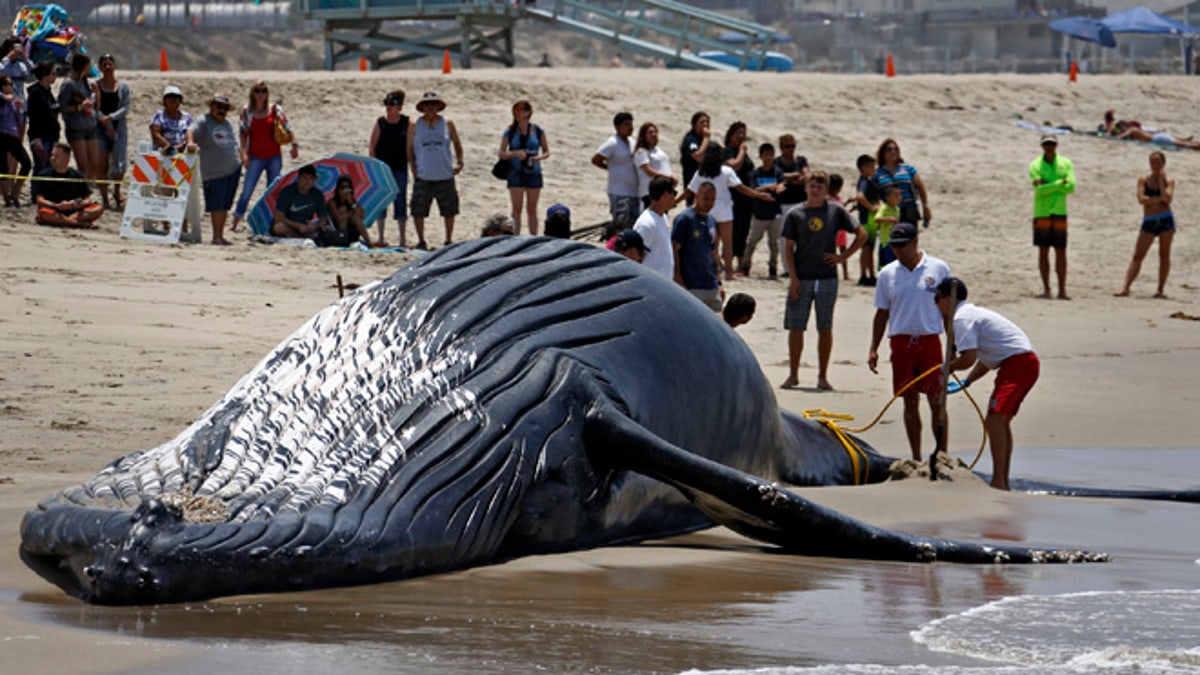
left=94, top=54, right=130, bottom=209
left=369, top=89, right=410, bottom=247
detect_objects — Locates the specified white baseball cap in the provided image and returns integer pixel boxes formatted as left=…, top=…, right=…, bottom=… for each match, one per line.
left=162, top=85, right=183, bottom=99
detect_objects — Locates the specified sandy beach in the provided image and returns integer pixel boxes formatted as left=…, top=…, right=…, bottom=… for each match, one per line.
left=1, top=69, right=1198, bottom=673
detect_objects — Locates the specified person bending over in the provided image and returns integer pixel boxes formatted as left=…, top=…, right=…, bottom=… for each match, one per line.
left=937, top=277, right=1040, bottom=491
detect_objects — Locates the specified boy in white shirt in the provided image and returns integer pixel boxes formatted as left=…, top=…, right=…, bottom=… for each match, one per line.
left=936, top=277, right=1040, bottom=491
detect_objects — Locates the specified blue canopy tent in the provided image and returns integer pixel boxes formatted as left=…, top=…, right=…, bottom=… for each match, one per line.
left=1049, top=17, right=1117, bottom=48
left=1049, top=7, right=1200, bottom=73
left=1101, top=7, right=1200, bottom=36
left=1101, top=7, right=1200, bottom=74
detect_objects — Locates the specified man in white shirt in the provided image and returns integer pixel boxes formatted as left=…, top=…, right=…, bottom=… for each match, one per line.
left=632, top=175, right=677, bottom=279
left=936, top=277, right=1040, bottom=491
left=591, top=111, right=639, bottom=230
left=868, top=222, right=951, bottom=460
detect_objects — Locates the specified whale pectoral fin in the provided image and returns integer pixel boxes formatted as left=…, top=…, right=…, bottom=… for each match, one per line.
left=583, top=404, right=1108, bottom=564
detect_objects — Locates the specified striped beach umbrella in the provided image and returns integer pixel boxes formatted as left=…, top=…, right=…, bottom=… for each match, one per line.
left=247, top=153, right=399, bottom=236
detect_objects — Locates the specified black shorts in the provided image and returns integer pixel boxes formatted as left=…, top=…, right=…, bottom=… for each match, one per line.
left=65, top=127, right=97, bottom=143
left=1033, top=216, right=1067, bottom=248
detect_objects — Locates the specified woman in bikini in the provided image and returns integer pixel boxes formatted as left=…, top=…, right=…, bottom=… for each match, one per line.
left=1115, top=151, right=1175, bottom=298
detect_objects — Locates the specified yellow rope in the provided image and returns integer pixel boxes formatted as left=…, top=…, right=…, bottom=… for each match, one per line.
left=0, top=154, right=198, bottom=189
left=954, top=374, right=989, bottom=470
left=802, top=408, right=873, bottom=485
left=841, top=363, right=944, bottom=434
left=801, top=363, right=989, bottom=479
left=0, top=172, right=129, bottom=185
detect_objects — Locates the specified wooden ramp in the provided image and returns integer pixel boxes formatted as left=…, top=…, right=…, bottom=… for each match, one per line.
left=295, top=0, right=788, bottom=71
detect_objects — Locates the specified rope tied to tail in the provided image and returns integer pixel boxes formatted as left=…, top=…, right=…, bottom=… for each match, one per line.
left=801, top=363, right=989, bottom=482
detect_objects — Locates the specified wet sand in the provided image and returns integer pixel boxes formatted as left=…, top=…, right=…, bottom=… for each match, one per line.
left=1, top=69, right=1198, bottom=673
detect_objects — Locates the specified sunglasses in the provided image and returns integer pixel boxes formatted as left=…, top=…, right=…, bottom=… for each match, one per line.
left=884, top=146, right=899, bottom=152
left=252, top=88, right=268, bottom=94
left=781, top=144, right=796, bottom=149
left=213, top=104, right=230, bottom=112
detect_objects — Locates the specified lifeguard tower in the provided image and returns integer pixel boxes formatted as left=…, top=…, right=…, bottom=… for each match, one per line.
left=294, top=0, right=789, bottom=72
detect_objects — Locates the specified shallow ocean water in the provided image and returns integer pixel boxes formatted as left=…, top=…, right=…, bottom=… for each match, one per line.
left=20, top=448, right=1200, bottom=674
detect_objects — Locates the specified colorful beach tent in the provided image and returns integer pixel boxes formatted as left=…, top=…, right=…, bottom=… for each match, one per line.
left=246, top=153, right=398, bottom=237
left=10, top=4, right=89, bottom=67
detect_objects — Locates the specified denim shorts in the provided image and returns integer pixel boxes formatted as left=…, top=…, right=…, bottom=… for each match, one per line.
left=507, top=168, right=544, bottom=190
left=97, top=128, right=116, bottom=153
left=608, top=194, right=640, bottom=229
left=391, top=169, right=408, bottom=222
left=784, top=278, right=838, bottom=331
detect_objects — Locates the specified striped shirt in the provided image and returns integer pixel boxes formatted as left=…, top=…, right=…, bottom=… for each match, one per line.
left=873, top=163, right=920, bottom=208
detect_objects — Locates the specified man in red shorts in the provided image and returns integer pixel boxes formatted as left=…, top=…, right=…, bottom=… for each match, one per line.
left=868, top=223, right=951, bottom=461
left=936, top=277, right=1040, bottom=491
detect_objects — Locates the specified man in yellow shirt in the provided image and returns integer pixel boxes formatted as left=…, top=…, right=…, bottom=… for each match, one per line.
left=1029, top=135, right=1075, bottom=299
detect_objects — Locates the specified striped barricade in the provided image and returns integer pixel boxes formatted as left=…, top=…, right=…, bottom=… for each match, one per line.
left=119, top=147, right=203, bottom=245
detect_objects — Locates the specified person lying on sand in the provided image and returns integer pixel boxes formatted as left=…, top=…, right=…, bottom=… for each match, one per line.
left=1116, top=126, right=1200, bottom=151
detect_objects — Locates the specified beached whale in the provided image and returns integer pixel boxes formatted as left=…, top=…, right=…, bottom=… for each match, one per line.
left=22, top=237, right=1118, bottom=605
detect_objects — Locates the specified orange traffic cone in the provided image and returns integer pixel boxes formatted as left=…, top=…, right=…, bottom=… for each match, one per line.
left=886, top=53, right=895, bottom=78
left=442, top=49, right=452, bottom=74
left=159, top=47, right=169, bottom=72
left=1068, top=60, right=1078, bottom=82
left=359, top=56, right=368, bottom=71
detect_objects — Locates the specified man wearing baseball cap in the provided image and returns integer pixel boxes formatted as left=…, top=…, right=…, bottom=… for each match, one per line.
left=613, top=228, right=649, bottom=263
left=1030, top=134, right=1075, bottom=299
left=868, top=221, right=952, bottom=461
